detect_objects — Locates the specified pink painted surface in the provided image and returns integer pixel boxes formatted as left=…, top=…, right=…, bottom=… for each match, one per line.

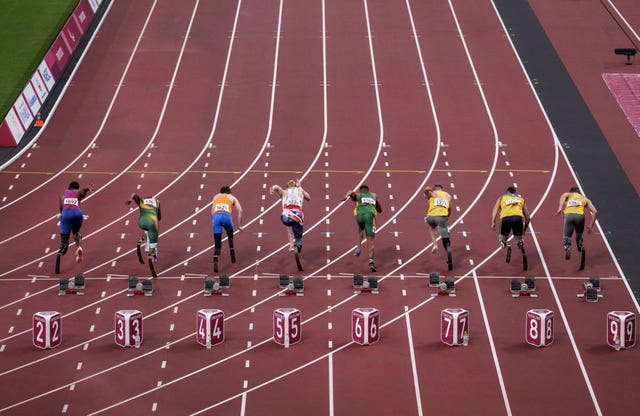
left=602, top=73, right=640, bottom=138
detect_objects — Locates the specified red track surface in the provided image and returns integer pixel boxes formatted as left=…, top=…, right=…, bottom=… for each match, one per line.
left=1, top=0, right=639, bottom=414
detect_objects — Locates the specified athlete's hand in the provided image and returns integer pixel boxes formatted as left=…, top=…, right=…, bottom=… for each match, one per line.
left=490, top=222, right=495, bottom=231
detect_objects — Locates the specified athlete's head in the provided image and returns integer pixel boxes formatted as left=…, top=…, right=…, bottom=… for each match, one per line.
left=569, top=186, right=580, bottom=193
left=220, top=186, right=231, bottom=194
left=68, top=181, right=80, bottom=190
left=507, top=185, right=517, bottom=194
left=359, top=185, right=369, bottom=192
left=433, top=184, right=443, bottom=189
left=287, top=180, right=297, bottom=188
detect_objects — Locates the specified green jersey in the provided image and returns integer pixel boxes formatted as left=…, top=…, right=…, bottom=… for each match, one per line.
left=356, top=192, right=377, bottom=216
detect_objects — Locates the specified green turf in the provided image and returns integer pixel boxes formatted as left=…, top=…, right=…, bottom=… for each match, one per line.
left=0, top=0, right=78, bottom=120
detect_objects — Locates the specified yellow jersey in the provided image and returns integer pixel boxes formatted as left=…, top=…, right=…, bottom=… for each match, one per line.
left=213, top=194, right=233, bottom=213
left=499, top=194, right=525, bottom=218
left=563, top=192, right=586, bottom=215
left=427, top=190, right=450, bottom=216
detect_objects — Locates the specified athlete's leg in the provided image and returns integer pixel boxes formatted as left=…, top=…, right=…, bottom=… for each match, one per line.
left=437, top=217, right=451, bottom=252
left=573, top=214, right=586, bottom=250
left=425, top=217, right=439, bottom=253
left=58, top=233, right=70, bottom=255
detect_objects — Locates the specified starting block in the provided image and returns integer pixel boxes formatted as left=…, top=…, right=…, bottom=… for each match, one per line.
left=279, top=275, right=304, bottom=296
left=607, top=311, right=636, bottom=350
left=33, top=311, right=62, bottom=349
left=441, top=308, right=469, bottom=346
left=353, top=275, right=379, bottom=294
left=577, top=279, right=602, bottom=302
left=196, top=309, right=225, bottom=348
left=510, top=277, right=537, bottom=297
left=431, top=277, right=456, bottom=297
left=526, top=309, right=554, bottom=347
left=127, top=276, right=153, bottom=296
left=59, top=274, right=86, bottom=295
left=273, top=308, right=301, bottom=347
left=428, top=272, right=440, bottom=287
left=204, top=275, right=230, bottom=297
left=114, top=310, right=143, bottom=348
left=352, top=308, right=380, bottom=345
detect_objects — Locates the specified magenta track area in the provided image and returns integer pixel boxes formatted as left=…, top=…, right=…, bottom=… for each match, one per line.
left=1, top=1, right=639, bottom=415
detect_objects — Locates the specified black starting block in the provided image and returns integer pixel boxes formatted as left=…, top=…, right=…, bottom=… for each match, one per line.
left=354, top=276, right=379, bottom=294
left=59, top=274, right=86, bottom=295
left=428, top=272, right=440, bottom=287
left=577, top=278, right=603, bottom=302
left=510, top=277, right=537, bottom=297
left=127, top=276, right=153, bottom=296
left=280, top=276, right=304, bottom=296
left=279, top=274, right=291, bottom=288
left=431, top=277, right=456, bottom=297
left=204, top=275, right=230, bottom=297
left=353, top=274, right=364, bottom=287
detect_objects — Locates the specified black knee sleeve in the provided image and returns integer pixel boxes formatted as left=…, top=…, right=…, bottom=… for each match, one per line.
left=59, top=234, right=70, bottom=255
left=442, top=237, right=450, bottom=250
left=213, top=234, right=222, bottom=256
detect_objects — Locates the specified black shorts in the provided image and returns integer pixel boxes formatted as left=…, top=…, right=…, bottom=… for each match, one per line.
left=500, top=216, right=524, bottom=237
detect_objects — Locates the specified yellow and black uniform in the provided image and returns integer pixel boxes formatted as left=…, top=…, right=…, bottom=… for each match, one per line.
left=425, top=190, right=451, bottom=239
left=563, top=193, right=586, bottom=215
left=498, top=193, right=525, bottom=238
left=562, top=192, right=588, bottom=245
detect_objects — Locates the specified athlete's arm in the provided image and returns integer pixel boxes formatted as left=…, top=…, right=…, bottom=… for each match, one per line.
left=343, top=191, right=358, bottom=202
left=78, top=187, right=92, bottom=200
left=585, top=198, right=598, bottom=233
left=300, top=187, right=310, bottom=201
left=270, top=185, right=284, bottom=197
left=523, top=203, right=531, bottom=230
left=156, top=199, right=161, bottom=221
left=125, top=193, right=141, bottom=206
left=556, top=192, right=569, bottom=215
left=491, top=197, right=501, bottom=230
left=446, top=192, right=453, bottom=217
left=233, top=196, right=243, bottom=228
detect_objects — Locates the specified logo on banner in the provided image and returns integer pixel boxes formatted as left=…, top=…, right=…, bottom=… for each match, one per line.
left=56, top=47, right=64, bottom=61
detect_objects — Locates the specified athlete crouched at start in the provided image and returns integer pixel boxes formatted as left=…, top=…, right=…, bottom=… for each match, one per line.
left=211, top=186, right=243, bottom=272
left=126, top=193, right=161, bottom=261
left=58, top=181, right=91, bottom=264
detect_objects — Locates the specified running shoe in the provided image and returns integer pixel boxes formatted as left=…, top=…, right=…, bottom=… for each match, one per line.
left=75, top=247, right=83, bottom=263
left=369, top=259, right=376, bottom=272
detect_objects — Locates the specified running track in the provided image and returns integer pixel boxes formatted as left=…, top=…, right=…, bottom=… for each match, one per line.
left=1, top=0, right=639, bottom=415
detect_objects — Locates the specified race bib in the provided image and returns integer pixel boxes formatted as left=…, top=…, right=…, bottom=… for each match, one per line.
left=63, top=198, right=79, bottom=206
left=505, top=199, right=520, bottom=206
left=215, top=203, right=230, bottom=212
left=434, top=198, right=448, bottom=207
left=361, top=197, right=376, bottom=205
left=143, top=198, right=157, bottom=207
left=567, top=199, right=582, bottom=207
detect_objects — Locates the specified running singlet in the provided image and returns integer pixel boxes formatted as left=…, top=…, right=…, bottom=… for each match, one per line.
left=427, top=190, right=449, bottom=216
left=356, top=192, right=377, bottom=216
left=499, top=194, right=525, bottom=218
left=213, top=194, right=233, bottom=213
left=62, top=189, right=81, bottom=210
left=563, top=193, right=586, bottom=215
left=140, top=198, right=159, bottom=219
left=282, top=188, right=304, bottom=223
left=283, top=188, right=304, bottom=211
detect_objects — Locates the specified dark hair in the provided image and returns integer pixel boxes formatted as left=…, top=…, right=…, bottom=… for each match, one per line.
left=359, top=185, right=369, bottom=192
left=433, top=184, right=443, bottom=189
left=569, top=186, right=580, bottom=193
left=507, top=185, right=516, bottom=194
left=69, top=181, right=80, bottom=190
left=220, top=186, right=231, bottom=194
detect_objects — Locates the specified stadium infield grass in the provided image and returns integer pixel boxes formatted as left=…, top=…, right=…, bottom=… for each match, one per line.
left=0, top=0, right=78, bottom=120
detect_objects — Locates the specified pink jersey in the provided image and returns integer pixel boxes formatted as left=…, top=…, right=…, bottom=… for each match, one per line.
left=61, top=189, right=81, bottom=210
